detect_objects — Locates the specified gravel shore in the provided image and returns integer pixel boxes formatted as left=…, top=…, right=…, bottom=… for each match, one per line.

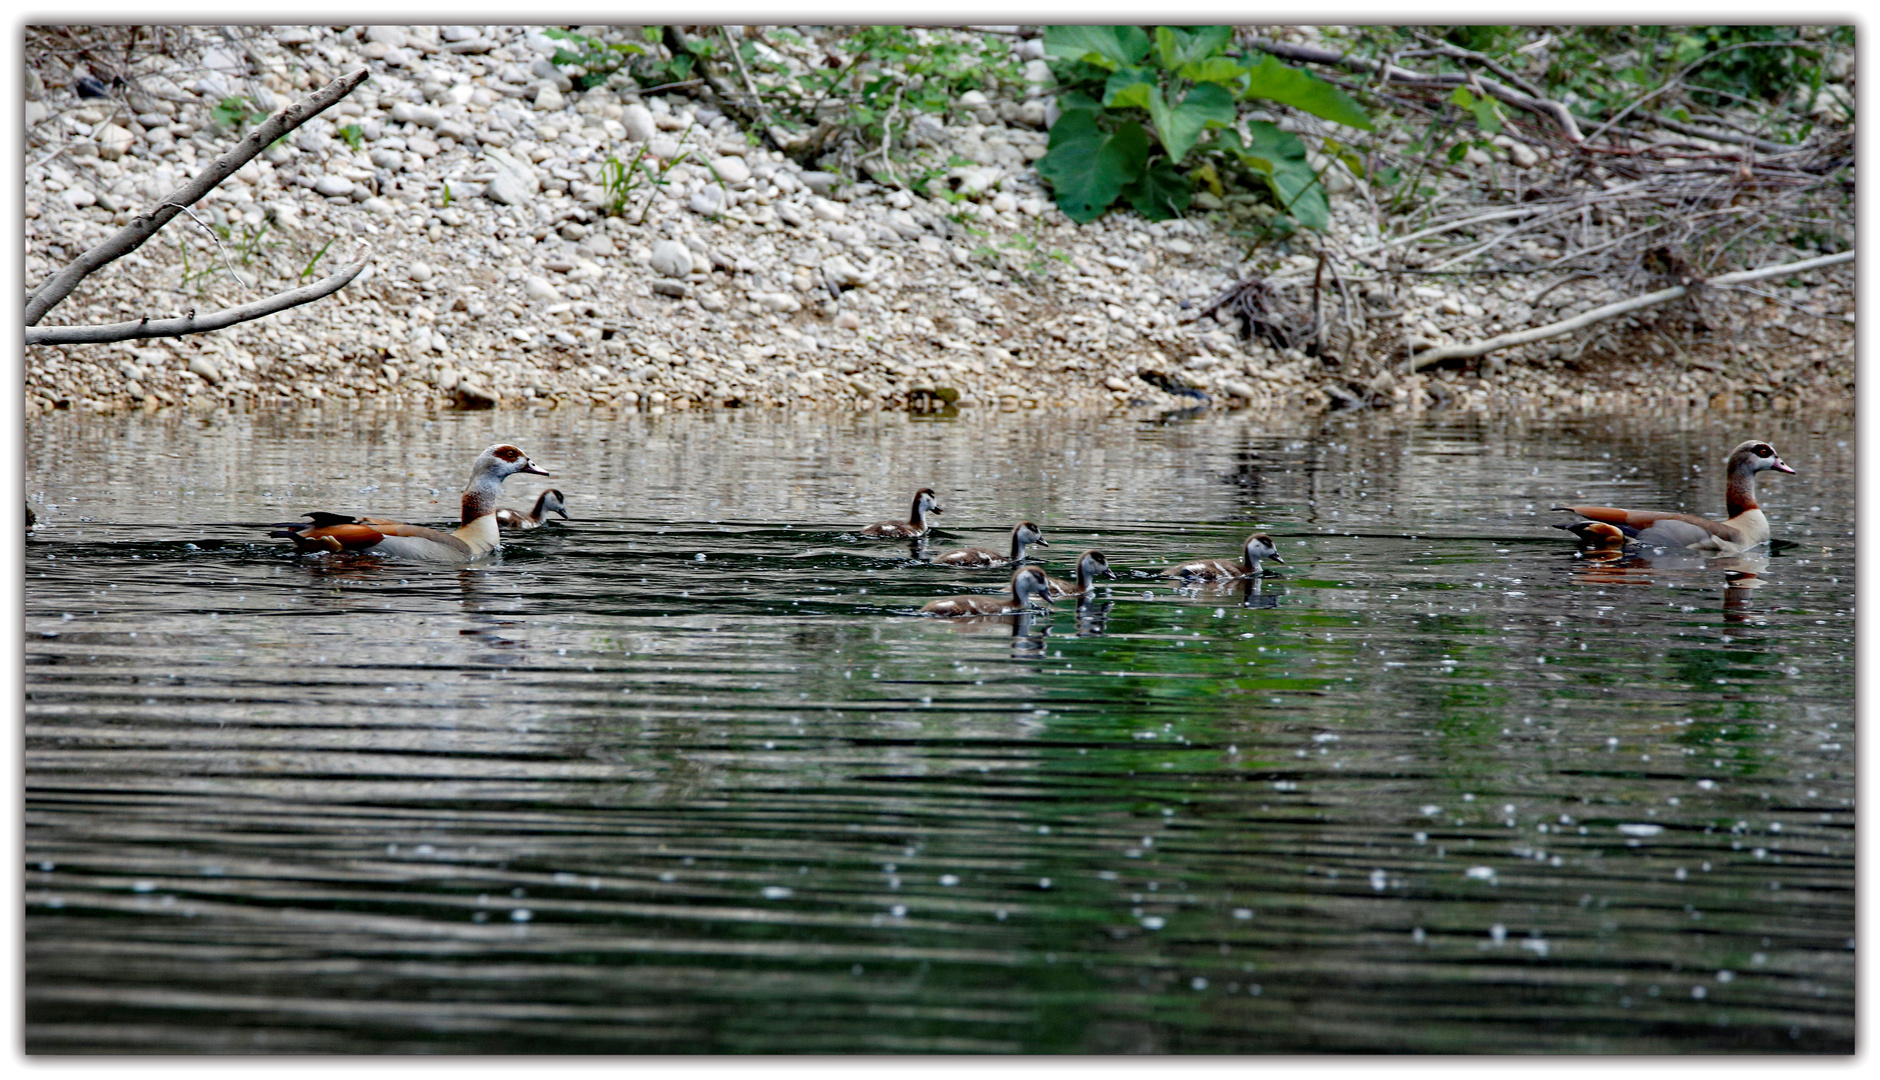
left=24, top=25, right=1855, bottom=419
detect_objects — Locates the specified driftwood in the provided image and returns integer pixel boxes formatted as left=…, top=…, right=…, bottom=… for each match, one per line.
left=23, top=66, right=370, bottom=335
left=1408, top=249, right=1854, bottom=370
left=24, top=257, right=369, bottom=346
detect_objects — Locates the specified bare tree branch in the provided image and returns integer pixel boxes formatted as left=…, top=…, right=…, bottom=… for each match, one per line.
left=23, top=66, right=370, bottom=327
left=1250, top=37, right=1585, bottom=143
left=24, top=256, right=369, bottom=347
left=1409, top=249, right=1853, bottom=370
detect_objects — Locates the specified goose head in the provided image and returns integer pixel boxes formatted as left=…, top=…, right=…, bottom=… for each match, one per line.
left=1244, top=533, right=1285, bottom=566
left=913, top=488, right=943, bottom=518
left=537, top=488, right=569, bottom=520
left=1013, top=520, right=1049, bottom=556
left=1011, top=565, right=1053, bottom=609
left=1077, top=550, right=1116, bottom=585
left=1727, top=440, right=1795, bottom=477
left=470, top=443, right=550, bottom=486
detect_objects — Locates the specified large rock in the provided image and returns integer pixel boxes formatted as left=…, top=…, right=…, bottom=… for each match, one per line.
left=709, top=156, right=751, bottom=185
left=482, top=148, right=539, bottom=205
left=650, top=239, right=693, bottom=277
left=93, top=123, right=134, bottom=160
left=622, top=103, right=656, bottom=142
left=187, top=355, right=223, bottom=385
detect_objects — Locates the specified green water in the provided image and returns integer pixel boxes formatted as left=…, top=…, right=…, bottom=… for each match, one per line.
left=22, top=405, right=1854, bottom=1052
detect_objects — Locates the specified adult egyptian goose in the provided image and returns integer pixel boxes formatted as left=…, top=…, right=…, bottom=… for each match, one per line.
left=862, top=488, right=942, bottom=538
left=270, top=443, right=549, bottom=562
left=932, top=521, right=1049, bottom=567
left=1553, top=439, right=1794, bottom=553
left=920, top=565, right=1054, bottom=617
left=1162, top=533, right=1285, bottom=582
left=496, top=488, right=568, bottom=530
left=1046, top=550, right=1115, bottom=598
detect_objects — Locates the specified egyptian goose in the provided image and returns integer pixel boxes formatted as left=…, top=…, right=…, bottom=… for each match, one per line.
left=862, top=488, right=942, bottom=538
left=1162, top=533, right=1285, bottom=581
left=1553, top=439, right=1794, bottom=553
left=496, top=488, right=568, bottom=530
left=932, top=521, right=1049, bottom=567
left=920, top=565, right=1054, bottom=617
left=1046, top=550, right=1115, bottom=598
left=270, top=443, right=550, bottom=562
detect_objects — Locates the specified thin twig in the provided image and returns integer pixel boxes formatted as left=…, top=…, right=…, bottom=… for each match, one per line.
left=25, top=255, right=370, bottom=346
left=1583, top=40, right=1824, bottom=144
left=24, top=66, right=369, bottom=326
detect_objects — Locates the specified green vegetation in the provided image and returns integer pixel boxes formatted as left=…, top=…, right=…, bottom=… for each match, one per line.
left=209, top=95, right=268, bottom=135
left=1035, top=26, right=1371, bottom=228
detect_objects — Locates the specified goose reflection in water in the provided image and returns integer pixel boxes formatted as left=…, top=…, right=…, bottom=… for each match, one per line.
left=1073, top=596, right=1113, bottom=636
left=1564, top=544, right=1772, bottom=624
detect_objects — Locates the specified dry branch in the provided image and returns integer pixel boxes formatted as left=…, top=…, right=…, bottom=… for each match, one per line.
left=24, top=256, right=369, bottom=347
left=1250, top=37, right=1584, bottom=142
left=1408, top=250, right=1854, bottom=370
left=23, top=66, right=369, bottom=327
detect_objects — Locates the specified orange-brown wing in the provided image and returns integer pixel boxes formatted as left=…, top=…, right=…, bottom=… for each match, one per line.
left=289, top=522, right=387, bottom=553
left=1558, top=505, right=1730, bottom=537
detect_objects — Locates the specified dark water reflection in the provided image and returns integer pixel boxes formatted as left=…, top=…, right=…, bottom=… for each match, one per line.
left=24, top=405, right=1853, bottom=1053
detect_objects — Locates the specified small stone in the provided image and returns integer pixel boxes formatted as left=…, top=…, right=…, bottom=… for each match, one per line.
left=1103, top=375, right=1132, bottom=392
left=312, top=175, right=353, bottom=197
left=834, top=311, right=861, bottom=331
left=530, top=57, right=573, bottom=92
left=1510, top=143, right=1540, bottom=169
left=811, top=197, right=846, bottom=221
left=455, top=379, right=499, bottom=408
left=408, top=261, right=434, bottom=283
left=990, top=192, right=1016, bottom=213
left=61, top=187, right=97, bottom=208
left=482, top=148, right=539, bottom=205
left=688, top=187, right=727, bottom=216
left=1220, top=380, right=1258, bottom=400
left=650, top=239, right=693, bottom=277
left=187, top=356, right=223, bottom=385
left=622, top=104, right=656, bottom=142
left=799, top=171, right=840, bottom=196
left=651, top=279, right=692, bottom=298
left=525, top=276, right=562, bottom=302
left=360, top=196, right=396, bottom=216
left=390, top=102, right=444, bottom=128
left=710, top=156, right=751, bottom=185
left=94, top=123, right=134, bottom=161
left=534, top=83, right=564, bottom=112
left=369, top=147, right=405, bottom=170
left=364, top=26, right=408, bottom=48
left=958, top=90, right=990, bottom=108
left=698, top=291, right=729, bottom=312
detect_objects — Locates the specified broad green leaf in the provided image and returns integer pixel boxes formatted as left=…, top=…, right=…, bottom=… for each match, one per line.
left=1234, top=120, right=1328, bottom=230
left=1153, top=25, right=1233, bottom=71
left=1450, top=86, right=1476, bottom=108
left=1179, top=56, right=1249, bottom=86
left=1102, top=67, right=1156, bottom=108
left=1156, top=82, right=1237, bottom=164
left=1471, top=99, right=1502, bottom=134
left=1059, top=89, right=1104, bottom=114
left=1123, top=158, right=1193, bottom=220
left=1241, top=54, right=1374, bottom=130
left=1043, top=25, right=1151, bottom=71
left=1037, top=111, right=1149, bottom=223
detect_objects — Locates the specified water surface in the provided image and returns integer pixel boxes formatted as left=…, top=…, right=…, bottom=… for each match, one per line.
left=24, top=404, right=1854, bottom=1053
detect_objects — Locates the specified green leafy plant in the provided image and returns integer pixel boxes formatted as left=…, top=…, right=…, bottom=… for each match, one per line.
left=210, top=95, right=268, bottom=136
left=1035, top=25, right=1372, bottom=227
left=337, top=123, right=365, bottom=150
left=544, top=27, right=647, bottom=91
